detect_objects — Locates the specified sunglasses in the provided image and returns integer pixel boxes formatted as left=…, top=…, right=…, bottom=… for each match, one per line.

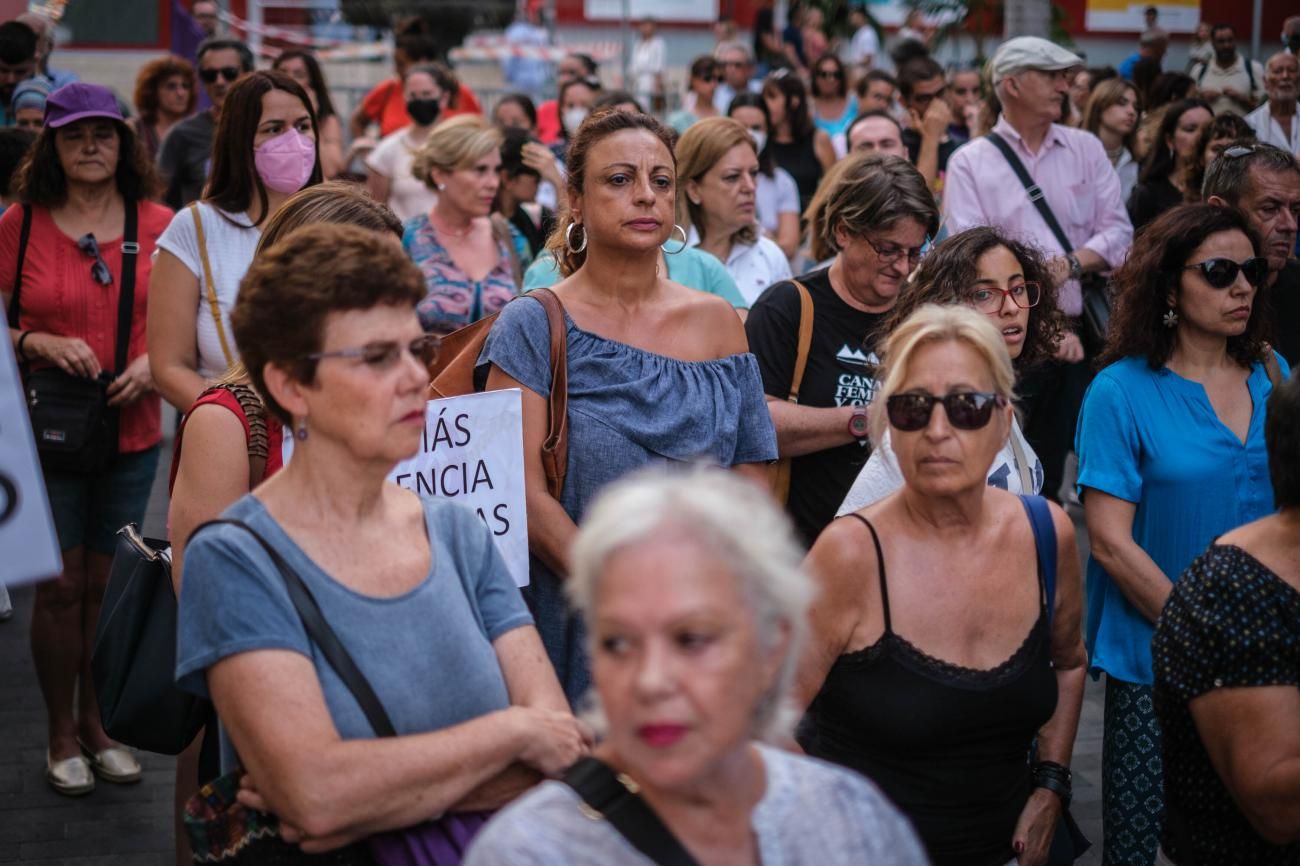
left=696, top=73, right=717, bottom=83
left=308, top=334, right=442, bottom=370
left=199, top=66, right=241, bottom=84
left=965, top=281, right=1042, bottom=314
left=1183, top=257, right=1269, bottom=289
left=886, top=391, right=1006, bottom=433
left=816, top=69, right=843, bottom=78
left=76, top=234, right=113, bottom=287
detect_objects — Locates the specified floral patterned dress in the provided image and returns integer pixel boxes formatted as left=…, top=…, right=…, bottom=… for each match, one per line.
left=402, top=213, right=519, bottom=335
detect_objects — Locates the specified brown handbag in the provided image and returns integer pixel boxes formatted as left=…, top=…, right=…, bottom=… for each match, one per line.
left=427, top=288, right=569, bottom=499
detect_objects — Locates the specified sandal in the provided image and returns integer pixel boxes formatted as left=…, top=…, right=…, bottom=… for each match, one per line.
left=78, top=740, right=142, bottom=784
left=46, top=752, right=95, bottom=796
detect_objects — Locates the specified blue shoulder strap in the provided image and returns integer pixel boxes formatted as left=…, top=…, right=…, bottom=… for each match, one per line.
left=1019, top=495, right=1057, bottom=625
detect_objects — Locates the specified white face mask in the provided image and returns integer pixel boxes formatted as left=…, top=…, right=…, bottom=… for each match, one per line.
left=749, top=129, right=767, bottom=153
left=562, top=107, right=589, bottom=136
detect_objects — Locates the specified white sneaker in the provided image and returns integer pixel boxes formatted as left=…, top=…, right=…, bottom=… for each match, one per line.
left=0, top=583, right=12, bottom=622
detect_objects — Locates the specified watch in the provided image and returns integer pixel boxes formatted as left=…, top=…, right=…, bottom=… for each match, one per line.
left=848, top=406, right=870, bottom=440
left=1065, top=252, right=1082, bottom=281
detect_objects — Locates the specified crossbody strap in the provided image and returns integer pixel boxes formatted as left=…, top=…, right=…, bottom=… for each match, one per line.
left=187, top=518, right=398, bottom=738
left=5, top=204, right=32, bottom=328
left=787, top=279, right=814, bottom=404
left=1008, top=424, right=1036, bottom=495
left=1018, top=495, right=1057, bottom=625
left=563, top=758, right=701, bottom=866
left=113, top=201, right=139, bottom=376
left=985, top=132, right=1073, bottom=257
left=529, top=287, right=569, bottom=498
left=189, top=203, right=236, bottom=369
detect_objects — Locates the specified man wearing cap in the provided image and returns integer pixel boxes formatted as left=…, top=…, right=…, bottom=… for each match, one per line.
left=943, top=36, right=1132, bottom=510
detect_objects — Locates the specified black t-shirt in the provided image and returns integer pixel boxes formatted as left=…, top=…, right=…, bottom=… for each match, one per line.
left=902, top=128, right=960, bottom=178
left=1269, top=260, right=1299, bottom=369
left=745, top=267, right=886, bottom=547
left=158, top=110, right=216, bottom=212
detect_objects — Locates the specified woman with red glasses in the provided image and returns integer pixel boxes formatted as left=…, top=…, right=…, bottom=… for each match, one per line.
left=838, top=226, right=1066, bottom=512
left=794, top=304, right=1089, bottom=866
left=1077, top=203, right=1286, bottom=866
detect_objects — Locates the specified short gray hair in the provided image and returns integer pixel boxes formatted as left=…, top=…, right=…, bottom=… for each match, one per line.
left=1202, top=142, right=1300, bottom=205
left=568, top=467, right=813, bottom=741
left=713, top=40, right=752, bottom=64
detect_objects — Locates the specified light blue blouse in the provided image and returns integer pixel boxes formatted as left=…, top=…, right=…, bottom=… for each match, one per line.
left=1075, top=355, right=1288, bottom=685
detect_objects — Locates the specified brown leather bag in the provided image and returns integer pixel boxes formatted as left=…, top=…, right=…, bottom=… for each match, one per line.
left=427, top=288, right=569, bottom=499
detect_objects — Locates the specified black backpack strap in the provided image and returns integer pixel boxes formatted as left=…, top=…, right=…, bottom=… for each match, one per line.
left=563, top=758, right=701, bottom=866
left=112, top=201, right=139, bottom=376
left=6, top=204, right=32, bottom=328
left=187, top=518, right=398, bottom=738
left=985, top=132, right=1074, bottom=257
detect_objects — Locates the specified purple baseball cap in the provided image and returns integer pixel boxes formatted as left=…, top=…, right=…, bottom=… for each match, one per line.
left=44, top=82, right=124, bottom=129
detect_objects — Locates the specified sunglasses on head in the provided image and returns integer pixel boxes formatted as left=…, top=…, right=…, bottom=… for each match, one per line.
left=1183, top=256, right=1269, bottom=289
left=76, top=234, right=113, bottom=287
left=886, top=391, right=1005, bottom=433
left=307, top=334, right=442, bottom=370
left=199, top=66, right=241, bottom=84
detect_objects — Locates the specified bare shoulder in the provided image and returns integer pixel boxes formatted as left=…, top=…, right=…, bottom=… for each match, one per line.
left=668, top=281, right=746, bottom=357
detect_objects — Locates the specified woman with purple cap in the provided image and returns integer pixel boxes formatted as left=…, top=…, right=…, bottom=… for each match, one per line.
left=0, top=81, right=173, bottom=796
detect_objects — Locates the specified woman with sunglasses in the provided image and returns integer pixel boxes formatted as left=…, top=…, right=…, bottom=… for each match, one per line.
left=0, top=83, right=172, bottom=796
left=176, top=224, right=591, bottom=863
left=838, top=226, right=1066, bottom=512
left=667, top=55, right=722, bottom=134
left=1076, top=203, right=1287, bottom=866
left=810, top=55, right=857, bottom=158
left=795, top=303, right=1088, bottom=866
left=149, top=71, right=322, bottom=415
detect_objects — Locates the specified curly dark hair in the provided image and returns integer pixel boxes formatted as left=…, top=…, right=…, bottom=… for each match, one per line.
left=132, top=55, right=197, bottom=127
left=880, top=227, right=1066, bottom=370
left=1099, top=203, right=1268, bottom=371
left=15, top=119, right=161, bottom=207
left=231, top=223, right=426, bottom=426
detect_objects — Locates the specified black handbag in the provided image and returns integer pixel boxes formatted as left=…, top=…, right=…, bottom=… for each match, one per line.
left=986, top=133, right=1111, bottom=351
left=8, top=202, right=139, bottom=474
left=92, top=523, right=213, bottom=755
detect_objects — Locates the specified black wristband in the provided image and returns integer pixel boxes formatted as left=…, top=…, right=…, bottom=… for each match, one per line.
left=1032, top=761, right=1073, bottom=807
left=16, top=329, right=34, bottom=362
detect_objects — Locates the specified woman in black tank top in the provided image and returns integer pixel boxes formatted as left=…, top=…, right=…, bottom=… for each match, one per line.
left=792, top=305, right=1089, bottom=866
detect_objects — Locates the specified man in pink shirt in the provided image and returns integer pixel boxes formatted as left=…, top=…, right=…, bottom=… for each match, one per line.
left=944, top=36, right=1132, bottom=503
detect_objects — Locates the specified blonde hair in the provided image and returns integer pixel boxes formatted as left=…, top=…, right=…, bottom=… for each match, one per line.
left=411, top=115, right=502, bottom=191
left=674, top=117, right=758, bottom=247
left=867, top=304, right=1016, bottom=445
left=568, top=466, right=813, bottom=741
left=256, top=180, right=402, bottom=255
left=803, top=152, right=937, bottom=263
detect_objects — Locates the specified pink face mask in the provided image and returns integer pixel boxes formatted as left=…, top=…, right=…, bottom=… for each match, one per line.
left=253, top=128, right=316, bottom=194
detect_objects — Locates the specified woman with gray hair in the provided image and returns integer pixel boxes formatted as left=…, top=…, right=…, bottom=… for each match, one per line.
left=464, top=468, right=929, bottom=866
left=795, top=304, right=1088, bottom=866
left=745, top=152, right=939, bottom=547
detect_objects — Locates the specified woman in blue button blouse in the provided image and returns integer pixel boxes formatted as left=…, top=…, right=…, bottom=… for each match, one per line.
left=1076, top=202, right=1289, bottom=866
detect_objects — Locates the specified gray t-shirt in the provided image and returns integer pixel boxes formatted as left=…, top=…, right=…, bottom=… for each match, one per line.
left=158, top=110, right=216, bottom=211
left=464, top=745, right=931, bottom=866
left=177, top=493, right=533, bottom=771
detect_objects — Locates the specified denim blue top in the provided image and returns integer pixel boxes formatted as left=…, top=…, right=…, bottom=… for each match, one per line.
left=1075, top=355, right=1287, bottom=685
left=177, top=494, right=532, bottom=771
left=477, top=296, right=778, bottom=701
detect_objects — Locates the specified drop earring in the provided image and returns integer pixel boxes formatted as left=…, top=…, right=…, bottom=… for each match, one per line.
left=295, top=423, right=309, bottom=441
left=1162, top=307, right=1178, bottom=328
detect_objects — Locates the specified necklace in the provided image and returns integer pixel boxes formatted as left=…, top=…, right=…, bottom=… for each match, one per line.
left=1105, top=144, right=1123, bottom=166
left=430, top=211, right=474, bottom=239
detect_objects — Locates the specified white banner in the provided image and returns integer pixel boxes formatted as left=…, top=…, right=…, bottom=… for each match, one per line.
left=0, top=335, right=63, bottom=587
left=583, top=0, right=719, bottom=24
left=283, top=389, right=530, bottom=587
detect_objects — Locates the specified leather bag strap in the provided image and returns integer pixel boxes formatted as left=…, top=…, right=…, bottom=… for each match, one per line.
left=563, top=757, right=701, bottom=866
left=189, top=203, right=236, bottom=369
left=187, top=518, right=398, bottom=739
left=113, top=201, right=139, bottom=375
left=529, top=288, right=569, bottom=498
left=5, top=204, right=32, bottom=328
left=985, top=132, right=1074, bottom=258
left=787, top=280, right=814, bottom=404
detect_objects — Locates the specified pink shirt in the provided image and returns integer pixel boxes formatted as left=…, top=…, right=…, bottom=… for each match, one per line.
left=943, top=117, right=1132, bottom=316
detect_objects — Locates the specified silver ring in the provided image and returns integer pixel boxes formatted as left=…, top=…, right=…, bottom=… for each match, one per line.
left=662, top=224, right=688, bottom=255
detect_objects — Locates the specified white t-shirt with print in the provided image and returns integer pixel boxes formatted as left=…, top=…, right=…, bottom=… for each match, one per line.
left=155, top=202, right=261, bottom=379
left=688, top=226, right=792, bottom=306
left=836, top=415, right=1043, bottom=515
left=366, top=127, right=439, bottom=222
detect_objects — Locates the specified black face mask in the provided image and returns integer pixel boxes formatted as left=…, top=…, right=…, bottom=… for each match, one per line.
left=1287, top=34, right=1300, bottom=53
left=406, top=98, right=441, bottom=127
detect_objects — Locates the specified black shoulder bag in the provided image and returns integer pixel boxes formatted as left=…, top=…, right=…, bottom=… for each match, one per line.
left=563, top=757, right=701, bottom=866
left=985, top=133, right=1111, bottom=353
left=8, top=202, right=139, bottom=474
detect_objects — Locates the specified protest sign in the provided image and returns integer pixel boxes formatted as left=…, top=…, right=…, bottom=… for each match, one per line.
left=0, top=335, right=63, bottom=586
left=283, top=389, right=529, bottom=586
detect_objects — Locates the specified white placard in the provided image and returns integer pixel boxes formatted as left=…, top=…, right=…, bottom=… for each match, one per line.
left=0, top=335, right=63, bottom=586
left=583, top=0, right=719, bottom=24
left=283, top=389, right=530, bottom=586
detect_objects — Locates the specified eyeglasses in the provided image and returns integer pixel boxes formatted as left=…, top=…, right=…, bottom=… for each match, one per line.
left=886, top=391, right=1006, bottom=432
left=76, top=234, right=113, bottom=286
left=909, top=86, right=949, bottom=106
left=965, top=281, right=1042, bottom=313
left=696, top=73, right=717, bottom=83
left=307, top=334, right=442, bottom=370
left=1183, top=257, right=1269, bottom=289
left=863, top=235, right=926, bottom=267
left=199, top=66, right=241, bottom=84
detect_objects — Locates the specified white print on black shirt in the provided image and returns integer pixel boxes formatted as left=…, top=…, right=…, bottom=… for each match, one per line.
left=833, top=343, right=880, bottom=408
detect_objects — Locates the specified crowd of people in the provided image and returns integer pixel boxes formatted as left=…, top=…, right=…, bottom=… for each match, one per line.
left=1, top=4, right=1299, bottom=866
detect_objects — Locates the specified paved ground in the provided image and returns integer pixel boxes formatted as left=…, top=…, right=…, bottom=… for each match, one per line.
left=0, top=416, right=1106, bottom=864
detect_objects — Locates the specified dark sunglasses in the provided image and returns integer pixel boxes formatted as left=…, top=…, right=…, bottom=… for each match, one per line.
left=76, top=234, right=113, bottom=287
left=199, top=66, right=241, bottom=84
left=308, top=334, right=442, bottom=370
left=886, top=391, right=1005, bottom=432
left=1183, top=257, right=1269, bottom=289
left=816, top=68, right=843, bottom=78
left=696, top=73, right=717, bottom=83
